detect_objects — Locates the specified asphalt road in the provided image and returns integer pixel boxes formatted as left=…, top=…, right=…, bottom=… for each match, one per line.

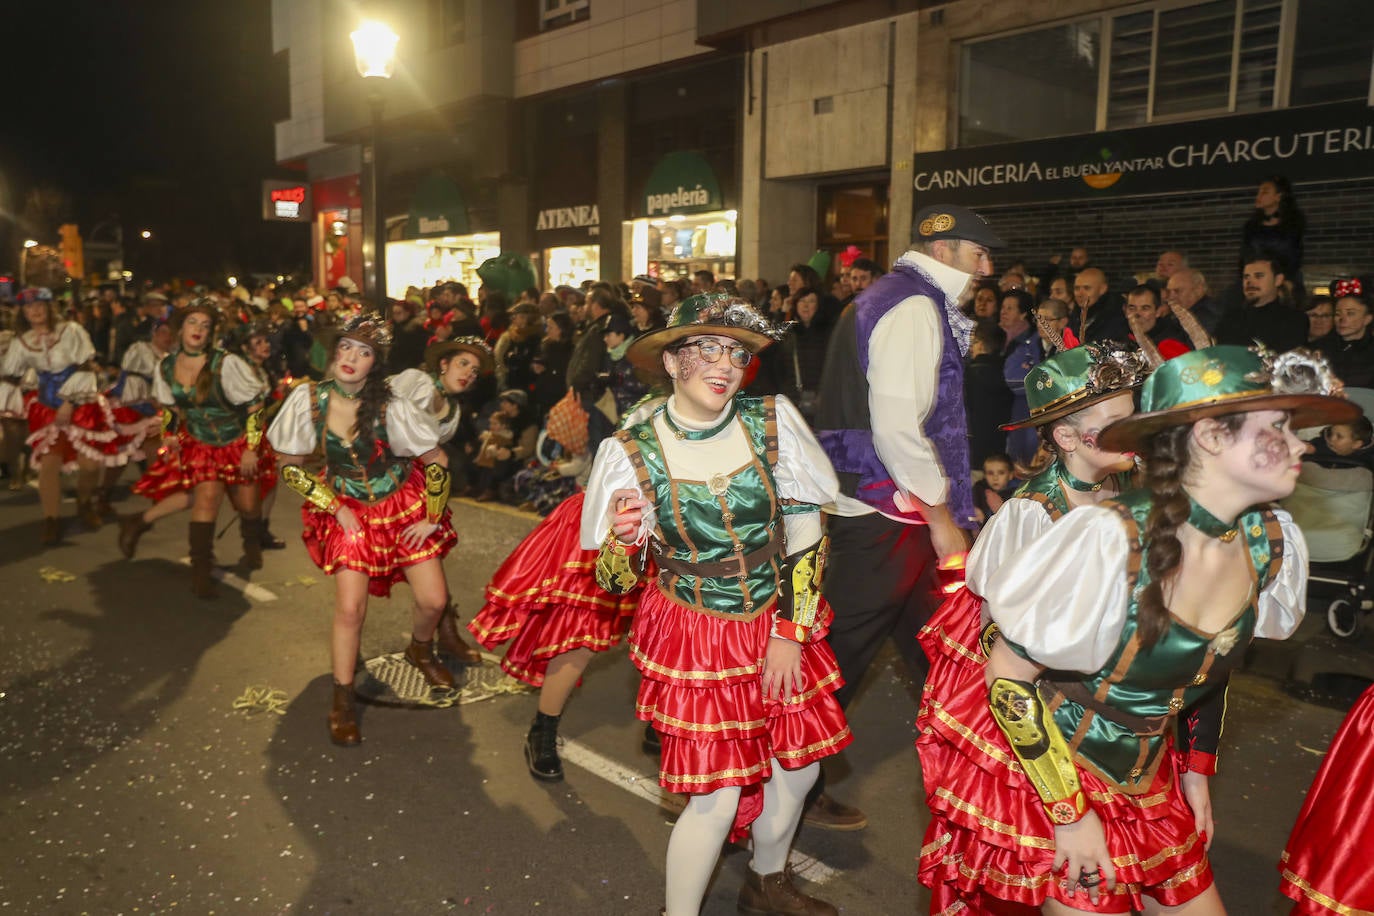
left=1, top=479, right=1369, bottom=915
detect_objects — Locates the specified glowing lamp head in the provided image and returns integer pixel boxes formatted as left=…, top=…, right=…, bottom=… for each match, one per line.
left=350, top=21, right=399, bottom=79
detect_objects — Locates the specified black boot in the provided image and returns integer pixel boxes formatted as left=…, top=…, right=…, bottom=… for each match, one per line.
left=260, top=524, right=287, bottom=550
left=189, top=521, right=219, bottom=599
left=240, top=516, right=264, bottom=570
left=642, top=722, right=662, bottom=755
left=525, top=712, right=564, bottom=781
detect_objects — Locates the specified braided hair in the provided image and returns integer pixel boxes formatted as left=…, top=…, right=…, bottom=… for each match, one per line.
left=1135, top=415, right=1246, bottom=648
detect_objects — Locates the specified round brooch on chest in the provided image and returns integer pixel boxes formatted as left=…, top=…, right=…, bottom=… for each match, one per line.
left=707, top=473, right=731, bottom=496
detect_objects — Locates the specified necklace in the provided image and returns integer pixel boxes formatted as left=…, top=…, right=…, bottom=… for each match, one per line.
left=333, top=382, right=362, bottom=401
left=661, top=402, right=737, bottom=441
left=1059, top=463, right=1104, bottom=492
left=1187, top=494, right=1239, bottom=542
left=181, top=346, right=205, bottom=358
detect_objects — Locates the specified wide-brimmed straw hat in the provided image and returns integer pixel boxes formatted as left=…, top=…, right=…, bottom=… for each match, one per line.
left=626, top=293, right=787, bottom=378
left=1099, top=345, right=1359, bottom=452
left=425, top=335, right=494, bottom=374
left=1002, top=343, right=1149, bottom=430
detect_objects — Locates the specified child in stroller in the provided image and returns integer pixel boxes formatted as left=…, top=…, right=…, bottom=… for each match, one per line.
left=1284, top=399, right=1374, bottom=637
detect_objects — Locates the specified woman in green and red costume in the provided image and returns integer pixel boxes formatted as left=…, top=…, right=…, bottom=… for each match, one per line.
left=581, top=293, right=852, bottom=916
left=919, top=345, right=1355, bottom=913
left=918, top=342, right=1147, bottom=703
left=267, top=313, right=460, bottom=747
left=118, top=300, right=270, bottom=596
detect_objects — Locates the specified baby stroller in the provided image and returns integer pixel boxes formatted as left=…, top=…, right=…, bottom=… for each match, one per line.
left=1281, top=388, right=1374, bottom=638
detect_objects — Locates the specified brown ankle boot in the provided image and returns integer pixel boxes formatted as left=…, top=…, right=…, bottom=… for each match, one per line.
left=737, top=866, right=837, bottom=916
left=404, top=637, right=456, bottom=688
left=436, top=603, right=483, bottom=664
left=95, top=488, right=114, bottom=519
left=329, top=681, right=361, bottom=746
left=188, top=521, right=219, bottom=598
left=240, top=517, right=264, bottom=570
left=40, top=517, right=61, bottom=546
left=77, top=498, right=103, bottom=531
left=118, top=513, right=153, bottom=559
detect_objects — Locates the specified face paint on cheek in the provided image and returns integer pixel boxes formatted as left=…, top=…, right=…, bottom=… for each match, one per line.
left=675, top=351, right=704, bottom=381
left=1250, top=429, right=1289, bottom=470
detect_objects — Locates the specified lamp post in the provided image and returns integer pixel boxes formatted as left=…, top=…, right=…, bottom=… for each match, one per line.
left=350, top=20, right=399, bottom=309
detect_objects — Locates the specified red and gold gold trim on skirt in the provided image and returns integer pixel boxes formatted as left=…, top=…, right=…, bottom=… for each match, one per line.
left=300, top=466, right=456, bottom=598
left=132, top=431, right=270, bottom=502
left=916, top=588, right=1213, bottom=914
left=1279, top=685, right=1374, bottom=916
left=25, top=394, right=140, bottom=472
left=468, top=493, right=641, bottom=687
left=630, top=586, right=852, bottom=835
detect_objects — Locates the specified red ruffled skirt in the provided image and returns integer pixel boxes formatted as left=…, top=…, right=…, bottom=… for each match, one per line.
left=467, top=493, right=641, bottom=687
left=916, top=587, right=1212, bottom=914
left=25, top=394, right=140, bottom=471
left=301, top=466, right=457, bottom=598
left=110, top=404, right=163, bottom=461
left=630, top=587, right=852, bottom=835
left=1280, top=685, right=1374, bottom=915
left=132, top=431, right=273, bottom=502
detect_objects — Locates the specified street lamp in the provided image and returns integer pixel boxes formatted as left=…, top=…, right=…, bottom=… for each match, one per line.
left=23, top=239, right=37, bottom=249
left=140, top=229, right=152, bottom=239
left=350, top=20, right=398, bottom=308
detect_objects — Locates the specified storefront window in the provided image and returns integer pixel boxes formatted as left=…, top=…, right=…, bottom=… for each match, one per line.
left=625, top=211, right=737, bottom=282
left=1290, top=0, right=1374, bottom=106
left=385, top=232, right=501, bottom=299
left=544, top=245, right=600, bottom=288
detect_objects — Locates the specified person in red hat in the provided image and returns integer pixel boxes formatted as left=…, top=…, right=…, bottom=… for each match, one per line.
left=267, top=313, right=461, bottom=746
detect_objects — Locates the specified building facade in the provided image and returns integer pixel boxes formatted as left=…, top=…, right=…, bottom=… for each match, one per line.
left=272, top=0, right=1374, bottom=296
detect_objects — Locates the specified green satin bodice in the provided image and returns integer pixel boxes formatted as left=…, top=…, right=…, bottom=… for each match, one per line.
left=622, top=397, right=802, bottom=617
left=312, top=381, right=411, bottom=503
left=1028, top=489, right=1283, bottom=792
left=162, top=351, right=248, bottom=447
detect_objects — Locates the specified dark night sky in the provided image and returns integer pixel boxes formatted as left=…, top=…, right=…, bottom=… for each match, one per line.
left=1, top=1, right=309, bottom=283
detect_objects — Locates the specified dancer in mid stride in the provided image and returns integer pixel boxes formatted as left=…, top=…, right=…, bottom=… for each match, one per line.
left=582, top=293, right=851, bottom=916
left=117, top=300, right=269, bottom=596
left=267, top=314, right=459, bottom=746
left=468, top=394, right=663, bottom=782
left=918, top=346, right=1354, bottom=914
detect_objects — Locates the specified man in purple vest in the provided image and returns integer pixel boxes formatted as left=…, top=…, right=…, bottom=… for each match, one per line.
left=805, top=205, right=1000, bottom=830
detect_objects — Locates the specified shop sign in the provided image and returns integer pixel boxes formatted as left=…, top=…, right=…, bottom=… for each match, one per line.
left=262, top=179, right=311, bottom=222
left=535, top=204, right=599, bottom=235
left=912, top=101, right=1374, bottom=206
left=643, top=151, right=722, bottom=216
left=405, top=172, right=471, bottom=238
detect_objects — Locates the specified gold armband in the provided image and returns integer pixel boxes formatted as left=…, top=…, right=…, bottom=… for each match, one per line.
left=281, top=464, right=341, bottom=515
left=594, top=531, right=643, bottom=595
left=988, top=678, right=1087, bottom=825
left=245, top=408, right=266, bottom=449
left=774, top=537, right=828, bottom=642
left=979, top=622, right=1001, bottom=658
left=423, top=462, right=451, bottom=523
left=161, top=408, right=178, bottom=436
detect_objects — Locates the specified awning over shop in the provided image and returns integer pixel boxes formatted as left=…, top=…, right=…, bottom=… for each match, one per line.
left=404, top=172, right=471, bottom=238
left=643, top=151, right=723, bottom=217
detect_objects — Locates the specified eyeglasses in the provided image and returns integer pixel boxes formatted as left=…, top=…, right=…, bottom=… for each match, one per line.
left=672, top=340, right=753, bottom=369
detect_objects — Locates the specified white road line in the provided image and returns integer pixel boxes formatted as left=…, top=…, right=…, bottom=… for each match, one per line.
left=558, top=737, right=838, bottom=886
left=177, top=557, right=279, bottom=602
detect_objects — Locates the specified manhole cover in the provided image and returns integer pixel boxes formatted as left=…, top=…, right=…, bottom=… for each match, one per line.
left=356, top=652, right=533, bottom=709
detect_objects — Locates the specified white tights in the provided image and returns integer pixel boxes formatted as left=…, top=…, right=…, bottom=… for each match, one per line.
left=663, top=760, right=819, bottom=916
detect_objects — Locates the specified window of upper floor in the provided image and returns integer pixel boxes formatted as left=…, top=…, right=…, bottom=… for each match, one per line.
left=957, top=0, right=1374, bottom=148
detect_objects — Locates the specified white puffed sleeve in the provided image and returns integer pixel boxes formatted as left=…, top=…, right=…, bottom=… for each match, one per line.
left=966, top=498, right=1055, bottom=595
left=266, top=383, right=318, bottom=456
left=0, top=333, right=22, bottom=377
left=1255, top=510, right=1308, bottom=639
left=388, top=368, right=462, bottom=444
left=118, top=343, right=159, bottom=404
left=984, top=506, right=1132, bottom=673
left=152, top=356, right=175, bottom=407
left=581, top=436, right=657, bottom=549
left=773, top=395, right=838, bottom=550
left=385, top=393, right=442, bottom=458
left=55, top=324, right=98, bottom=401
left=219, top=354, right=268, bottom=406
